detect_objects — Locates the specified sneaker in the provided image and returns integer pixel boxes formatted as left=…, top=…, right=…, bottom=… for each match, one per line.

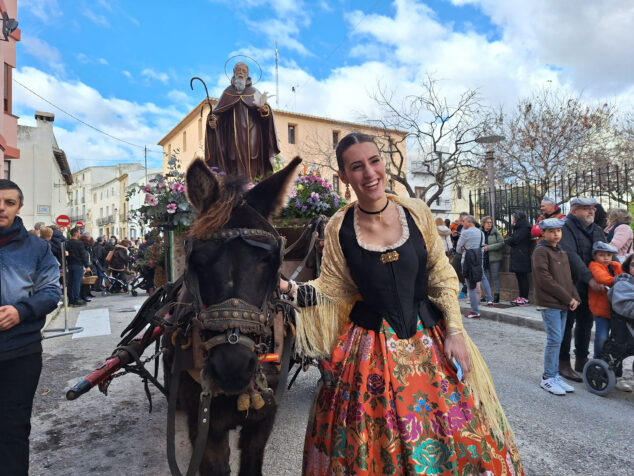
left=517, top=298, right=530, bottom=306
left=510, top=297, right=522, bottom=306
left=458, top=292, right=467, bottom=299
left=487, top=301, right=494, bottom=307
left=615, top=378, right=633, bottom=392
left=554, top=375, right=575, bottom=392
left=540, top=377, right=566, bottom=395
left=464, top=312, right=481, bottom=319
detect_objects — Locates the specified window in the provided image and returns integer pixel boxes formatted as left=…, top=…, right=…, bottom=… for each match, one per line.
left=82, top=205, right=85, bottom=217
left=182, top=131, right=187, bottom=152
left=436, top=196, right=441, bottom=206
left=93, top=193, right=97, bottom=203
left=332, top=175, right=340, bottom=193
left=198, top=118, right=203, bottom=142
left=167, top=144, right=172, bottom=159
left=288, top=124, right=296, bottom=144
left=415, top=187, right=425, bottom=200
left=100, top=191, right=103, bottom=200
left=332, top=131, right=339, bottom=149
left=100, top=208, right=103, bottom=218
left=106, top=206, right=109, bottom=216
left=457, top=186, right=463, bottom=200
left=4, top=63, right=11, bottom=113
left=111, top=186, right=115, bottom=196
left=3, top=160, right=10, bottom=180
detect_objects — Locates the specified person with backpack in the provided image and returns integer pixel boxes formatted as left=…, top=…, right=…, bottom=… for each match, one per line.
left=457, top=214, right=493, bottom=318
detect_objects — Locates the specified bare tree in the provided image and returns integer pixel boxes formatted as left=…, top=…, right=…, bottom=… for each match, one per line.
left=487, top=88, right=610, bottom=184
left=367, top=75, right=488, bottom=205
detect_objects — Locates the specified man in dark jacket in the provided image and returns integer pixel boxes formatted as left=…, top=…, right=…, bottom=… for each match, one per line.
left=557, top=197, right=606, bottom=381
left=0, top=180, right=61, bottom=475
left=65, top=227, right=89, bottom=306
left=49, top=224, right=66, bottom=264
left=92, top=236, right=105, bottom=267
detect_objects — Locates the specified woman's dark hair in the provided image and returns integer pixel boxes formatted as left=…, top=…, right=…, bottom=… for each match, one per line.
left=594, top=203, right=607, bottom=228
left=444, top=218, right=451, bottom=227
left=512, top=211, right=527, bottom=221
left=335, top=132, right=377, bottom=171
left=622, top=254, right=634, bottom=275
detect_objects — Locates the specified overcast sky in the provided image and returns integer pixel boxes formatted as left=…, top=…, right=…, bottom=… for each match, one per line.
left=13, top=0, right=634, bottom=171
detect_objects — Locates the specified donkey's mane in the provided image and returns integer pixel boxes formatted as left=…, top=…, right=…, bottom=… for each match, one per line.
left=188, top=175, right=248, bottom=240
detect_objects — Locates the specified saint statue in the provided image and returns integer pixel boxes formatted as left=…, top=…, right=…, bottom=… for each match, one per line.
left=204, top=62, right=279, bottom=181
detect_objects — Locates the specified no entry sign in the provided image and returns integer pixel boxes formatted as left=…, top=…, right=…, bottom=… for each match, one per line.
left=56, top=215, right=71, bottom=226
left=76, top=221, right=84, bottom=229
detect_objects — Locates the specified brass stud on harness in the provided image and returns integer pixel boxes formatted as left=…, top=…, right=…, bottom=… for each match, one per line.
left=212, top=311, right=218, bottom=318
left=243, top=312, right=249, bottom=319
left=260, top=314, right=266, bottom=323
left=251, top=313, right=257, bottom=319
left=231, top=299, right=239, bottom=307
left=232, top=311, right=239, bottom=318
left=222, top=311, right=229, bottom=318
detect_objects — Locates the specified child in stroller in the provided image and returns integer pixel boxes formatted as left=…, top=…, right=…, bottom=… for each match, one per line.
left=583, top=254, right=634, bottom=395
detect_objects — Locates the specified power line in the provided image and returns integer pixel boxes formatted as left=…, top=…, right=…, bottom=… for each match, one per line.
left=13, top=78, right=165, bottom=156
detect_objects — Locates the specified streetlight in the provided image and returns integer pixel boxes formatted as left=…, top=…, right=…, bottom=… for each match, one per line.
left=475, top=135, right=505, bottom=223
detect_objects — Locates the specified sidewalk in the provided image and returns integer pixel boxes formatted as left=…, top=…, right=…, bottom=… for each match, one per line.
left=458, top=296, right=545, bottom=331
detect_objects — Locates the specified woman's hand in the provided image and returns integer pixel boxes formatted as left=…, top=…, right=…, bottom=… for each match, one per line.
left=280, top=278, right=290, bottom=293
left=444, top=332, right=471, bottom=375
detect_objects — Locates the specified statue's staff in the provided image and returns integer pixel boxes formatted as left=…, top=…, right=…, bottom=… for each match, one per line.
left=190, top=77, right=226, bottom=171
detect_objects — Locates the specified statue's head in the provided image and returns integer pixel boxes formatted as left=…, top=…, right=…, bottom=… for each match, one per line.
left=232, top=62, right=250, bottom=93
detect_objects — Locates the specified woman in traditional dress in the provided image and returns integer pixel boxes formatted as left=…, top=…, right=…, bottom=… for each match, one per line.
left=280, top=133, right=524, bottom=475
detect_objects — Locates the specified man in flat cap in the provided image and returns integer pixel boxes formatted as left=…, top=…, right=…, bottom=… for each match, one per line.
left=531, top=197, right=565, bottom=238
left=557, top=197, right=606, bottom=381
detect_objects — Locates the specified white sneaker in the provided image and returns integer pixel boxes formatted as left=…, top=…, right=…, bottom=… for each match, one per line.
left=555, top=375, right=575, bottom=392
left=615, top=378, right=633, bottom=392
left=540, top=377, right=566, bottom=395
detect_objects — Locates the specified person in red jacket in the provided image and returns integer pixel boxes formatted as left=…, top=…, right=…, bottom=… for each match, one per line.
left=588, top=241, right=631, bottom=392
left=531, top=197, right=565, bottom=238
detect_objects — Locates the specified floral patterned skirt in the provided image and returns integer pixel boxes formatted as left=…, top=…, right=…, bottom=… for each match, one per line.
left=302, top=321, right=524, bottom=476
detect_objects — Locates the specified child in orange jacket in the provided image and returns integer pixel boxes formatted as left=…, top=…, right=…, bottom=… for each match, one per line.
left=588, top=242, right=623, bottom=359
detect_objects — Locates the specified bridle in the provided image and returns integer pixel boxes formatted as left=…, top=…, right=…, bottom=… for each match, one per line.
left=182, top=222, right=285, bottom=357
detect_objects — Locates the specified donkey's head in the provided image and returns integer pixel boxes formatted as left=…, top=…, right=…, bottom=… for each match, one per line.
left=184, top=158, right=301, bottom=394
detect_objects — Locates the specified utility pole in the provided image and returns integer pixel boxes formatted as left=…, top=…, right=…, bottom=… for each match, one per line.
left=275, top=41, right=279, bottom=108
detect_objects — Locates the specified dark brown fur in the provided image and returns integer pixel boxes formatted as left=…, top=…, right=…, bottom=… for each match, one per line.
left=164, top=158, right=301, bottom=476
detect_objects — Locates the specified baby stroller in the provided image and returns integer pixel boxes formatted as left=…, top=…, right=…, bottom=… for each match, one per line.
left=94, top=261, right=129, bottom=295
left=582, top=305, right=634, bottom=396
left=129, top=265, right=153, bottom=297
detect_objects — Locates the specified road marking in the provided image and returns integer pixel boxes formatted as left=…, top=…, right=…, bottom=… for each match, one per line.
left=72, top=308, right=111, bottom=339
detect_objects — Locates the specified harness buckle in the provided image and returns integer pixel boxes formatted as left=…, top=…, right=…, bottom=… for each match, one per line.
left=227, top=329, right=240, bottom=345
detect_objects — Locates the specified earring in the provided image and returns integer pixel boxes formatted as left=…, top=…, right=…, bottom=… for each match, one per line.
left=345, top=183, right=351, bottom=201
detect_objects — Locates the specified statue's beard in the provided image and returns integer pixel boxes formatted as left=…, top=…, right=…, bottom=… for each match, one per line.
left=234, top=77, right=246, bottom=93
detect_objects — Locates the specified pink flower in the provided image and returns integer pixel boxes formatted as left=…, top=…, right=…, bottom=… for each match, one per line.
left=166, top=203, right=177, bottom=214
left=144, top=193, right=158, bottom=206
left=143, top=185, right=151, bottom=193
left=170, top=182, right=186, bottom=193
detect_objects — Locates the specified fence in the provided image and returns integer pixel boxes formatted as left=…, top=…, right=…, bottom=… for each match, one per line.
left=468, top=163, right=633, bottom=231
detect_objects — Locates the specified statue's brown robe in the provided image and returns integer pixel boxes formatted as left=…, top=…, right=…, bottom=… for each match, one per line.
left=204, top=80, right=279, bottom=182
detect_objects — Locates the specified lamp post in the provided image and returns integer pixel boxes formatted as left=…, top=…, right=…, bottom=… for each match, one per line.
left=475, top=135, right=505, bottom=223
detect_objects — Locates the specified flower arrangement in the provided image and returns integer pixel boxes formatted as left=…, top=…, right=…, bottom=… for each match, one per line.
left=135, top=240, right=165, bottom=269
left=127, top=154, right=194, bottom=233
left=280, top=170, right=345, bottom=220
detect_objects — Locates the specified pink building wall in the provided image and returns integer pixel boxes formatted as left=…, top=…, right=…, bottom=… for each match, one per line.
left=0, top=0, right=21, bottom=178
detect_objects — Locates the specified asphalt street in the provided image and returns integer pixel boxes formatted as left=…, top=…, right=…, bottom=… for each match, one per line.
left=29, top=293, right=633, bottom=475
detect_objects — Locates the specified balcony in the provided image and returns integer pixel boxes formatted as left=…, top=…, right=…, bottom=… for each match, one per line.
left=70, top=215, right=85, bottom=222
left=97, top=215, right=115, bottom=226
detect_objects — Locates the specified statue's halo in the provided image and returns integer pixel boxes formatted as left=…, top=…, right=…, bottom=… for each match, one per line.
left=224, top=55, right=263, bottom=85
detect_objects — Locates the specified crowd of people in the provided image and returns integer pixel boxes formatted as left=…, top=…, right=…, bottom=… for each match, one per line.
left=438, top=196, right=634, bottom=395
left=27, top=222, right=150, bottom=306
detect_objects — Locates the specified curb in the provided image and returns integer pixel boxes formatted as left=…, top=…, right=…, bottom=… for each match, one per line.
left=43, top=302, right=64, bottom=331
left=459, top=303, right=545, bottom=332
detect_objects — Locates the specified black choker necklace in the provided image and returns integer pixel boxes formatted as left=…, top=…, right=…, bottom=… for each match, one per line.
left=358, top=199, right=390, bottom=220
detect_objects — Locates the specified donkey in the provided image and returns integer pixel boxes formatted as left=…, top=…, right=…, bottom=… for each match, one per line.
left=163, top=156, right=302, bottom=476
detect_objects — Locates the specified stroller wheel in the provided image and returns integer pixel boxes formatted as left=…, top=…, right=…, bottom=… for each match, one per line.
left=131, top=289, right=138, bottom=297
left=583, top=359, right=616, bottom=396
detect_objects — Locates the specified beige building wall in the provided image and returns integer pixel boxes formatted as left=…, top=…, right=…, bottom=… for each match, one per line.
left=158, top=99, right=408, bottom=201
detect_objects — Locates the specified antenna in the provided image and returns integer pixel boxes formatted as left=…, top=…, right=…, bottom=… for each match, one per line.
left=275, top=41, right=279, bottom=108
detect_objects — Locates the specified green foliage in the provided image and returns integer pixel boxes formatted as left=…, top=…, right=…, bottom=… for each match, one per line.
left=127, top=154, right=194, bottom=234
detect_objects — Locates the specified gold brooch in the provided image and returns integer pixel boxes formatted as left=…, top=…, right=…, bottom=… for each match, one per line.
left=380, top=250, right=399, bottom=264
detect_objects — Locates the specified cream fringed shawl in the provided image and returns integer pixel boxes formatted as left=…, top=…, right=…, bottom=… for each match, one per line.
left=294, top=195, right=515, bottom=444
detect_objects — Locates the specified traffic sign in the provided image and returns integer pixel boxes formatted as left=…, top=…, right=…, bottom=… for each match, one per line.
left=76, top=221, right=84, bottom=229
left=56, top=215, right=71, bottom=226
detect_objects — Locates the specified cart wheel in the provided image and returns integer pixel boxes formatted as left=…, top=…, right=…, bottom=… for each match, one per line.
left=583, top=359, right=616, bottom=396
left=131, top=289, right=138, bottom=297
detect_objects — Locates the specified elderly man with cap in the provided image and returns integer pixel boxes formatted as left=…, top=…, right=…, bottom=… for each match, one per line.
left=557, top=197, right=606, bottom=381
left=531, top=197, right=565, bottom=238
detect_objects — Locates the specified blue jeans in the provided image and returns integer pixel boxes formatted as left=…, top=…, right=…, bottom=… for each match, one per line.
left=66, top=265, right=84, bottom=304
left=593, top=315, right=610, bottom=358
left=541, top=308, right=568, bottom=379
left=465, top=269, right=492, bottom=314
left=486, top=260, right=501, bottom=294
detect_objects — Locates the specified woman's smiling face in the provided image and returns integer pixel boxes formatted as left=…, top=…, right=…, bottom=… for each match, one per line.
left=338, top=141, right=386, bottom=203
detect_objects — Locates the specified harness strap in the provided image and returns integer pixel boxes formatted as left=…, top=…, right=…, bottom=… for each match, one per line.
left=288, top=223, right=319, bottom=281
left=167, top=335, right=213, bottom=476
left=274, top=326, right=294, bottom=403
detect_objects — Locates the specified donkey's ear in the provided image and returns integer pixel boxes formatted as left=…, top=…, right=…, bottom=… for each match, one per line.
left=186, top=159, right=220, bottom=214
left=246, top=156, right=302, bottom=219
